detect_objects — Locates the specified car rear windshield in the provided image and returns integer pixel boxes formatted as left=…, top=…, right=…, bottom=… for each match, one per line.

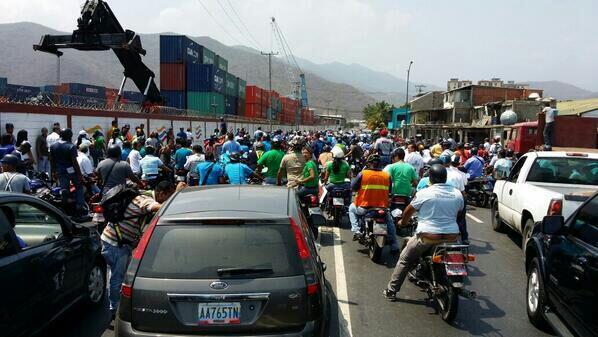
left=137, top=223, right=303, bottom=279
left=527, top=157, right=598, bottom=185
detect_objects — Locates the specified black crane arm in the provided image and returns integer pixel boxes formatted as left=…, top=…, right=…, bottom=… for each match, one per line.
left=33, top=0, right=162, bottom=104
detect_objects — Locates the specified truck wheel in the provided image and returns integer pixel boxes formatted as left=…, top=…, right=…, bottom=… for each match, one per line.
left=527, top=258, right=548, bottom=330
left=491, top=201, right=506, bottom=232
left=522, top=218, right=534, bottom=253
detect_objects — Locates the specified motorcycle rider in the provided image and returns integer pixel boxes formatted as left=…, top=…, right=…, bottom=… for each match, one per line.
left=50, top=128, right=88, bottom=219
left=383, top=164, right=464, bottom=300
left=323, top=149, right=351, bottom=194
left=385, top=148, right=418, bottom=205
left=278, top=136, right=307, bottom=187
left=463, top=148, right=484, bottom=180
left=348, top=154, right=399, bottom=251
left=297, top=146, right=319, bottom=200
left=256, top=138, right=284, bottom=185
left=224, top=152, right=258, bottom=185
left=374, top=129, right=393, bottom=166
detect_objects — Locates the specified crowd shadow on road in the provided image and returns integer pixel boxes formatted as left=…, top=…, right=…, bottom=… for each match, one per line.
left=468, top=238, right=495, bottom=255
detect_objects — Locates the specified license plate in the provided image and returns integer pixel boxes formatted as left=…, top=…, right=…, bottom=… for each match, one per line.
left=373, top=223, right=387, bottom=235
left=445, top=264, right=467, bottom=276
left=198, top=302, right=241, bottom=325
left=333, top=197, right=344, bottom=206
left=308, top=207, right=321, bottom=215
left=92, top=213, right=104, bottom=223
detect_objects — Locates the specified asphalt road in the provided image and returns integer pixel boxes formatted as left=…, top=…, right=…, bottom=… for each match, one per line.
left=41, top=206, right=554, bottom=337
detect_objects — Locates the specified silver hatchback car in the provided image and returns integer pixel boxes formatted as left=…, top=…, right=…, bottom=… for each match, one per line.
left=115, top=185, right=330, bottom=337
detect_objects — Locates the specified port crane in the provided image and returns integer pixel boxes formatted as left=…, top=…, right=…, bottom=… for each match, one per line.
left=271, top=18, right=309, bottom=121
left=33, top=0, right=162, bottom=105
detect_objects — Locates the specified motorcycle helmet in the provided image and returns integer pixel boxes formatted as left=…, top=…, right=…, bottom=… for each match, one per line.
left=106, top=145, right=122, bottom=159
left=332, top=147, right=344, bottom=159
left=60, top=128, right=73, bottom=141
left=229, top=152, right=241, bottom=162
left=429, top=164, right=448, bottom=185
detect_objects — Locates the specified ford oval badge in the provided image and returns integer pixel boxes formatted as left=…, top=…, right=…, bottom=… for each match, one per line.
left=210, top=281, right=229, bottom=290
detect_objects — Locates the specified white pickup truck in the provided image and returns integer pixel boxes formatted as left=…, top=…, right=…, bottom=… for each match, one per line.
left=492, top=151, right=598, bottom=248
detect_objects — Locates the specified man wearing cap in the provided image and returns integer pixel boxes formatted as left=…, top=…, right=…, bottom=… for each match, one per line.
left=374, top=129, right=394, bottom=167
left=0, top=155, right=31, bottom=193
left=278, top=137, right=307, bottom=187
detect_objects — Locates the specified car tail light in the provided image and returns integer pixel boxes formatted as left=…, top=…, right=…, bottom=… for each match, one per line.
left=290, top=217, right=321, bottom=316
left=119, top=215, right=159, bottom=321
left=547, top=199, right=562, bottom=216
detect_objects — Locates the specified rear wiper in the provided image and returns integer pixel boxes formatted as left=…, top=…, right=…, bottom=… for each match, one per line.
left=217, top=267, right=274, bottom=276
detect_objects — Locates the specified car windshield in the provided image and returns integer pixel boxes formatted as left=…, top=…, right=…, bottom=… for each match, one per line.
left=137, top=224, right=303, bottom=279
left=527, top=157, right=598, bottom=185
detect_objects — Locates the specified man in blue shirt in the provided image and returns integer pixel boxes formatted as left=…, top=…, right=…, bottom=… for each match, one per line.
left=463, top=148, right=484, bottom=179
left=224, top=153, right=256, bottom=185
left=174, top=140, right=193, bottom=170
left=197, top=152, right=224, bottom=185
left=139, top=146, right=169, bottom=188
left=221, top=133, right=242, bottom=155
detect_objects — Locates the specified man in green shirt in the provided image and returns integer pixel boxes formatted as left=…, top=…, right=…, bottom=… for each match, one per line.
left=384, top=148, right=418, bottom=198
left=256, top=138, right=284, bottom=185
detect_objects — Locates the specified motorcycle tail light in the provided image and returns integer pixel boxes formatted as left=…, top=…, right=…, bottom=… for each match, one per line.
left=445, top=253, right=465, bottom=264
left=377, top=210, right=385, bottom=215
left=432, top=255, right=443, bottom=263
left=309, top=195, right=318, bottom=206
left=92, top=204, right=104, bottom=214
left=467, top=254, right=476, bottom=262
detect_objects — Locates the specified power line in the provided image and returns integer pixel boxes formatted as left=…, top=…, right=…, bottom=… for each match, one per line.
left=224, top=0, right=263, bottom=50
left=195, top=0, right=243, bottom=45
left=215, top=0, right=257, bottom=49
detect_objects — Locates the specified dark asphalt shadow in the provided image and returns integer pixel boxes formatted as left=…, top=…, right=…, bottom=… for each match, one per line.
left=506, top=229, right=523, bottom=249
left=325, top=280, right=349, bottom=337
left=450, top=295, right=507, bottom=336
left=40, top=295, right=112, bottom=337
left=468, top=238, right=495, bottom=255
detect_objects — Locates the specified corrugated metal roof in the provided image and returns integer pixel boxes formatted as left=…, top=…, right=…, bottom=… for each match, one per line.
left=557, top=98, right=598, bottom=116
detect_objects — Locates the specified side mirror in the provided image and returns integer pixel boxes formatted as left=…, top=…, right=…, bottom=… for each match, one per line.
left=541, top=215, right=564, bottom=235
left=310, top=214, right=327, bottom=227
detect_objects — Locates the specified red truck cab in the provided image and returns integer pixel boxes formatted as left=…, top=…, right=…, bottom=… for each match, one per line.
left=505, top=121, right=538, bottom=154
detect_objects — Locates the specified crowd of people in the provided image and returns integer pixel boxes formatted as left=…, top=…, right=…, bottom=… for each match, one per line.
left=0, top=117, right=525, bottom=314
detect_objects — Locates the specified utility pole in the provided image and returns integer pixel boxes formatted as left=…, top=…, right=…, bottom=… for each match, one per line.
left=261, top=50, right=279, bottom=132
left=56, top=55, right=61, bottom=85
left=405, top=61, right=414, bottom=107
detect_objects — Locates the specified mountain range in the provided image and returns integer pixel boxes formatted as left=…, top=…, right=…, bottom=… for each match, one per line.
left=0, top=22, right=596, bottom=120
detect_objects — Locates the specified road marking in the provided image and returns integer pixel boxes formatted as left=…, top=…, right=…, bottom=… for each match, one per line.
left=467, top=213, right=484, bottom=224
left=333, top=226, right=353, bottom=337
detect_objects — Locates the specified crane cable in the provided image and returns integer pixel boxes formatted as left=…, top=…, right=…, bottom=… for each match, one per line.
left=195, top=0, right=243, bottom=45
left=215, top=0, right=259, bottom=50
left=223, top=0, right=263, bottom=50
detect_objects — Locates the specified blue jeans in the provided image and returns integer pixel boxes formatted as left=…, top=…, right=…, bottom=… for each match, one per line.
left=37, top=156, right=49, bottom=174
left=348, top=203, right=398, bottom=250
left=57, top=173, right=86, bottom=213
left=101, top=241, right=132, bottom=312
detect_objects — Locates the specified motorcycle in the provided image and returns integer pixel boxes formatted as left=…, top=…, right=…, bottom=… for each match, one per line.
left=408, top=242, right=477, bottom=323
left=465, top=178, right=493, bottom=207
left=357, top=208, right=390, bottom=263
left=389, top=195, right=418, bottom=237
left=300, top=193, right=325, bottom=239
left=350, top=158, right=364, bottom=176
left=29, top=171, right=52, bottom=195
left=323, top=185, right=350, bottom=227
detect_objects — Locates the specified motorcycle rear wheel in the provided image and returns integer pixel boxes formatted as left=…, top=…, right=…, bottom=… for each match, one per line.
left=368, top=240, right=382, bottom=263
left=476, top=193, right=489, bottom=208
left=435, top=282, right=459, bottom=323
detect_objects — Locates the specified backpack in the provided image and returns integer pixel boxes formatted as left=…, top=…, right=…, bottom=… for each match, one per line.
left=100, top=185, right=139, bottom=223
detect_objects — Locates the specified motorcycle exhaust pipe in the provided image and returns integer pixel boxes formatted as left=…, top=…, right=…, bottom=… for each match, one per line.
left=460, top=288, right=477, bottom=299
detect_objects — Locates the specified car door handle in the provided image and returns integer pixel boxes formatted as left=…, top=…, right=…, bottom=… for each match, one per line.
left=575, top=256, right=588, bottom=267
left=509, top=189, right=513, bottom=196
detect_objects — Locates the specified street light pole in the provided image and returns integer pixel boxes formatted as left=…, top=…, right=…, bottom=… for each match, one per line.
left=405, top=61, right=413, bottom=107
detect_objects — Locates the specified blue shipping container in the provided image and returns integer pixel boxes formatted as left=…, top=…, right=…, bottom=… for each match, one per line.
left=160, top=35, right=201, bottom=64
left=123, top=91, right=144, bottom=102
left=40, top=85, right=57, bottom=93
left=63, top=83, right=106, bottom=98
left=162, top=90, right=186, bottom=109
left=0, top=77, right=7, bottom=89
left=186, top=64, right=225, bottom=94
left=225, top=95, right=237, bottom=115
left=5, top=84, right=40, bottom=98
left=60, top=95, right=104, bottom=106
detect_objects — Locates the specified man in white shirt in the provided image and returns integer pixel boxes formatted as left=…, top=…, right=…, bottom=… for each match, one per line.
left=405, top=143, right=424, bottom=177
left=184, top=144, right=205, bottom=185
left=77, top=144, right=100, bottom=194
left=541, top=104, right=557, bottom=150
left=46, top=123, right=61, bottom=152
left=446, top=155, right=469, bottom=243
left=127, top=141, right=143, bottom=177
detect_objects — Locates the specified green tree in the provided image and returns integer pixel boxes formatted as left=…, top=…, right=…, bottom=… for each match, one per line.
left=363, top=101, right=394, bottom=130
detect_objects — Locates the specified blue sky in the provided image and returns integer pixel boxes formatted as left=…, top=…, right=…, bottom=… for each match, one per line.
left=1, top=0, right=597, bottom=90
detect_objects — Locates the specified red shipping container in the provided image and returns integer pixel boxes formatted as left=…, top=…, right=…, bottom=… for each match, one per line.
left=245, top=103, right=262, bottom=118
left=262, top=90, right=271, bottom=107
left=246, top=86, right=262, bottom=104
left=160, top=63, right=186, bottom=91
